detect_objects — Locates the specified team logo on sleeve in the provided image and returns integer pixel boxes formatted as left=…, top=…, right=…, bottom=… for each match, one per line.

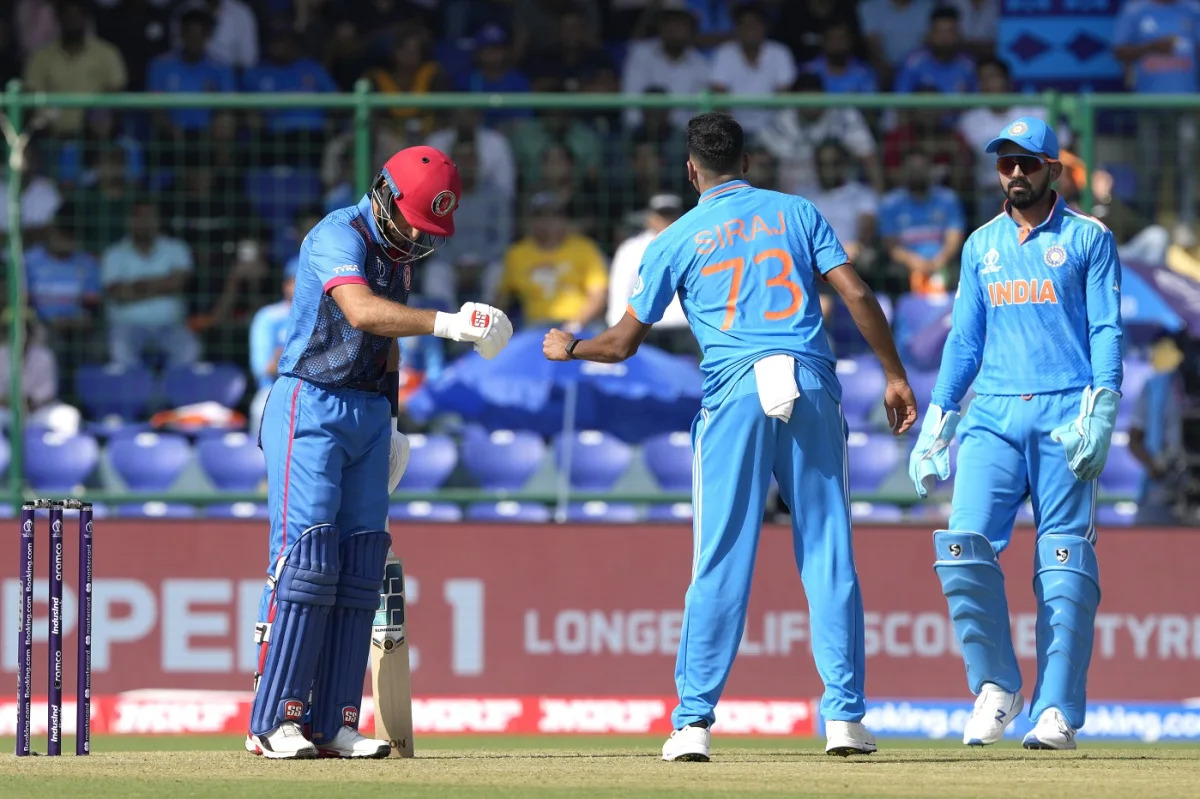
left=631, top=276, right=644, bottom=298
left=1043, top=245, right=1067, bottom=268
left=980, top=248, right=1002, bottom=274
left=1008, top=121, right=1028, bottom=135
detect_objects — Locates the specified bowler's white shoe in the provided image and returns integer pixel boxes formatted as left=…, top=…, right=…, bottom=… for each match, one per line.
left=1022, top=708, right=1077, bottom=750
left=316, top=726, right=392, bottom=759
left=245, top=722, right=318, bottom=759
left=963, top=683, right=1024, bottom=746
left=662, top=725, right=711, bottom=762
left=825, top=720, right=877, bottom=756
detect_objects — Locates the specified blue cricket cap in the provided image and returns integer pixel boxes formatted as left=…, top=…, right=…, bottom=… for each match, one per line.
left=984, top=116, right=1060, bottom=160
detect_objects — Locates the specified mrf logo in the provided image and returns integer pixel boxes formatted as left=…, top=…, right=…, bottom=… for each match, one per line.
left=342, top=706, right=359, bottom=728
left=284, top=700, right=304, bottom=721
left=1056, top=548, right=1069, bottom=564
left=987, top=279, right=1058, bottom=307
left=470, top=310, right=491, bottom=328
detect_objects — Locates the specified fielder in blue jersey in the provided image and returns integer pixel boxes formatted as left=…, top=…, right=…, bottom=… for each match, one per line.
left=909, top=117, right=1123, bottom=750
left=246, top=146, right=513, bottom=760
left=544, top=113, right=918, bottom=762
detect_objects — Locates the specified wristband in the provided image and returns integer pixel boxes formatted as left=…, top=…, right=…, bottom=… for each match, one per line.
left=433, top=311, right=455, bottom=340
left=565, top=339, right=581, bottom=360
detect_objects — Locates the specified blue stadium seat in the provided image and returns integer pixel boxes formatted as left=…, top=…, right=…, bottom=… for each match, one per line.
left=197, top=432, right=267, bottom=490
left=466, top=501, right=551, bottom=523
left=850, top=502, right=905, bottom=522
left=907, top=368, right=939, bottom=413
left=244, top=167, right=323, bottom=229
left=1119, top=358, right=1153, bottom=421
left=461, top=428, right=546, bottom=490
left=74, top=363, right=155, bottom=420
left=555, top=431, right=633, bottom=491
left=846, top=432, right=901, bottom=492
left=893, top=293, right=954, bottom=359
left=85, top=419, right=151, bottom=441
left=1016, top=502, right=1036, bottom=524
left=0, top=434, right=8, bottom=482
left=1096, top=501, right=1138, bottom=527
left=162, top=362, right=248, bottom=409
left=646, top=502, right=693, bottom=522
left=24, top=429, right=100, bottom=492
left=388, top=501, right=463, bottom=522
left=566, top=501, right=639, bottom=523
left=642, top=431, right=692, bottom=491
left=1099, top=432, right=1144, bottom=495
left=206, top=502, right=270, bottom=520
left=831, top=294, right=893, bottom=356
left=115, top=502, right=198, bottom=519
left=397, top=434, right=459, bottom=490
left=837, top=357, right=887, bottom=429
left=108, top=432, right=192, bottom=491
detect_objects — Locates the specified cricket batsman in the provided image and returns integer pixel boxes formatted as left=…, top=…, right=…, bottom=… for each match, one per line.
left=543, top=113, right=918, bottom=761
left=247, top=146, right=513, bottom=759
left=909, top=117, right=1123, bottom=750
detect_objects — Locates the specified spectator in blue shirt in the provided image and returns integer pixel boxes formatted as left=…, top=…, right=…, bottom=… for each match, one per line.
left=893, top=6, right=978, bottom=94
left=24, top=206, right=101, bottom=334
left=879, top=149, right=965, bottom=296
left=147, top=8, right=235, bottom=139
left=247, top=258, right=296, bottom=437
left=1129, top=331, right=1190, bottom=524
left=804, top=20, right=878, bottom=94
left=456, top=24, right=532, bottom=128
left=242, top=20, right=339, bottom=166
left=1114, top=0, right=1200, bottom=229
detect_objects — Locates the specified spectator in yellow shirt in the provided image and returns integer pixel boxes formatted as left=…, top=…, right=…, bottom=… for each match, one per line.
left=498, top=192, right=608, bottom=333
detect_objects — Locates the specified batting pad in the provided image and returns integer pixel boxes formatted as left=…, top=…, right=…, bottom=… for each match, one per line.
left=1031, top=534, right=1101, bottom=729
left=250, top=524, right=340, bottom=736
left=310, top=529, right=392, bottom=743
left=933, top=530, right=1022, bottom=695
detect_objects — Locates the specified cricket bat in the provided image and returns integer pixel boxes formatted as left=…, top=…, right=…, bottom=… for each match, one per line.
left=371, top=553, right=414, bottom=757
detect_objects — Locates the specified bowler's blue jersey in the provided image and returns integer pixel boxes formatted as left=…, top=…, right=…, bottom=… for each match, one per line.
left=277, top=196, right=413, bottom=391
left=628, top=180, right=847, bottom=406
left=932, top=194, right=1124, bottom=410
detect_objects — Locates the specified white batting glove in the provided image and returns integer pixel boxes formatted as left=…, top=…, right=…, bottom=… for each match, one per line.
left=473, top=309, right=513, bottom=360
left=434, top=302, right=503, bottom=344
left=388, top=430, right=410, bottom=493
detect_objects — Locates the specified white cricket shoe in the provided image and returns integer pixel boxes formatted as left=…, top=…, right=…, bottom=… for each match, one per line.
left=1022, top=708, right=1077, bottom=750
left=963, top=683, right=1024, bottom=746
left=245, top=722, right=318, bottom=759
left=825, top=720, right=877, bottom=756
left=316, top=726, right=392, bottom=759
left=662, top=725, right=711, bottom=762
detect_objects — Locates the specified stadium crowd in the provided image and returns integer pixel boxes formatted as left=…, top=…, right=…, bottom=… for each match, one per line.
left=1, top=0, right=1198, bottom=522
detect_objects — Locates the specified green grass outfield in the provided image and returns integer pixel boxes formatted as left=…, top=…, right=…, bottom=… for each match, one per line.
left=3, top=735, right=1200, bottom=798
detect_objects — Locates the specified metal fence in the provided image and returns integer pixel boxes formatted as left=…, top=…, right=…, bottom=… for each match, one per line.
left=5, top=83, right=1196, bottom=509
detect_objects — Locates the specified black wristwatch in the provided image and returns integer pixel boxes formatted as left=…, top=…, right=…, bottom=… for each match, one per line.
left=565, top=339, right=581, bottom=360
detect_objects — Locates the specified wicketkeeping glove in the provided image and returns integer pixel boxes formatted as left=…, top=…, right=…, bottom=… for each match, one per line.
left=908, top=404, right=960, bottom=498
left=388, top=430, right=410, bottom=493
left=1050, top=385, right=1120, bottom=482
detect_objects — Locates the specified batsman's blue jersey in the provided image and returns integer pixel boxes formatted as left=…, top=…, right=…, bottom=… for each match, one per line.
left=278, top=195, right=414, bottom=392
left=933, top=194, right=1123, bottom=410
left=627, top=180, right=847, bottom=406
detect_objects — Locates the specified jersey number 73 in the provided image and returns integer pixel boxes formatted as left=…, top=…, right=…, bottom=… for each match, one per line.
left=700, top=248, right=804, bottom=330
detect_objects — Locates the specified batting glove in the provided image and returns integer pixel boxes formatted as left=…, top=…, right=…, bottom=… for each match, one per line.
left=388, top=430, right=410, bottom=493
left=907, top=404, right=960, bottom=498
left=1050, top=386, right=1120, bottom=482
left=473, top=309, right=513, bottom=360
left=433, top=302, right=504, bottom=344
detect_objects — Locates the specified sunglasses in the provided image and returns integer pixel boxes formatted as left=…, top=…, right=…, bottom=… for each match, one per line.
left=995, top=154, right=1057, bottom=177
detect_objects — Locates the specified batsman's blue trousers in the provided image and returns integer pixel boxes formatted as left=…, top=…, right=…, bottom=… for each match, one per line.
left=947, top=391, right=1099, bottom=725
left=672, top=365, right=866, bottom=730
left=259, top=375, right=391, bottom=608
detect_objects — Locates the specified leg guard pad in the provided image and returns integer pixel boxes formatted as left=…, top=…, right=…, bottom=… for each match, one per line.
left=311, top=530, right=392, bottom=743
left=1031, top=534, right=1100, bottom=730
left=250, top=524, right=340, bottom=736
left=933, top=530, right=1021, bottom=695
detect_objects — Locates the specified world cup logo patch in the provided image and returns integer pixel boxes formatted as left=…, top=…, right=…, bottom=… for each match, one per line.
left=1044, top=245, right=1067, bottom=268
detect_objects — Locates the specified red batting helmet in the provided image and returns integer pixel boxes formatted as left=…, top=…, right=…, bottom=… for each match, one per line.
left=379, top=146, right=461, bottom=237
